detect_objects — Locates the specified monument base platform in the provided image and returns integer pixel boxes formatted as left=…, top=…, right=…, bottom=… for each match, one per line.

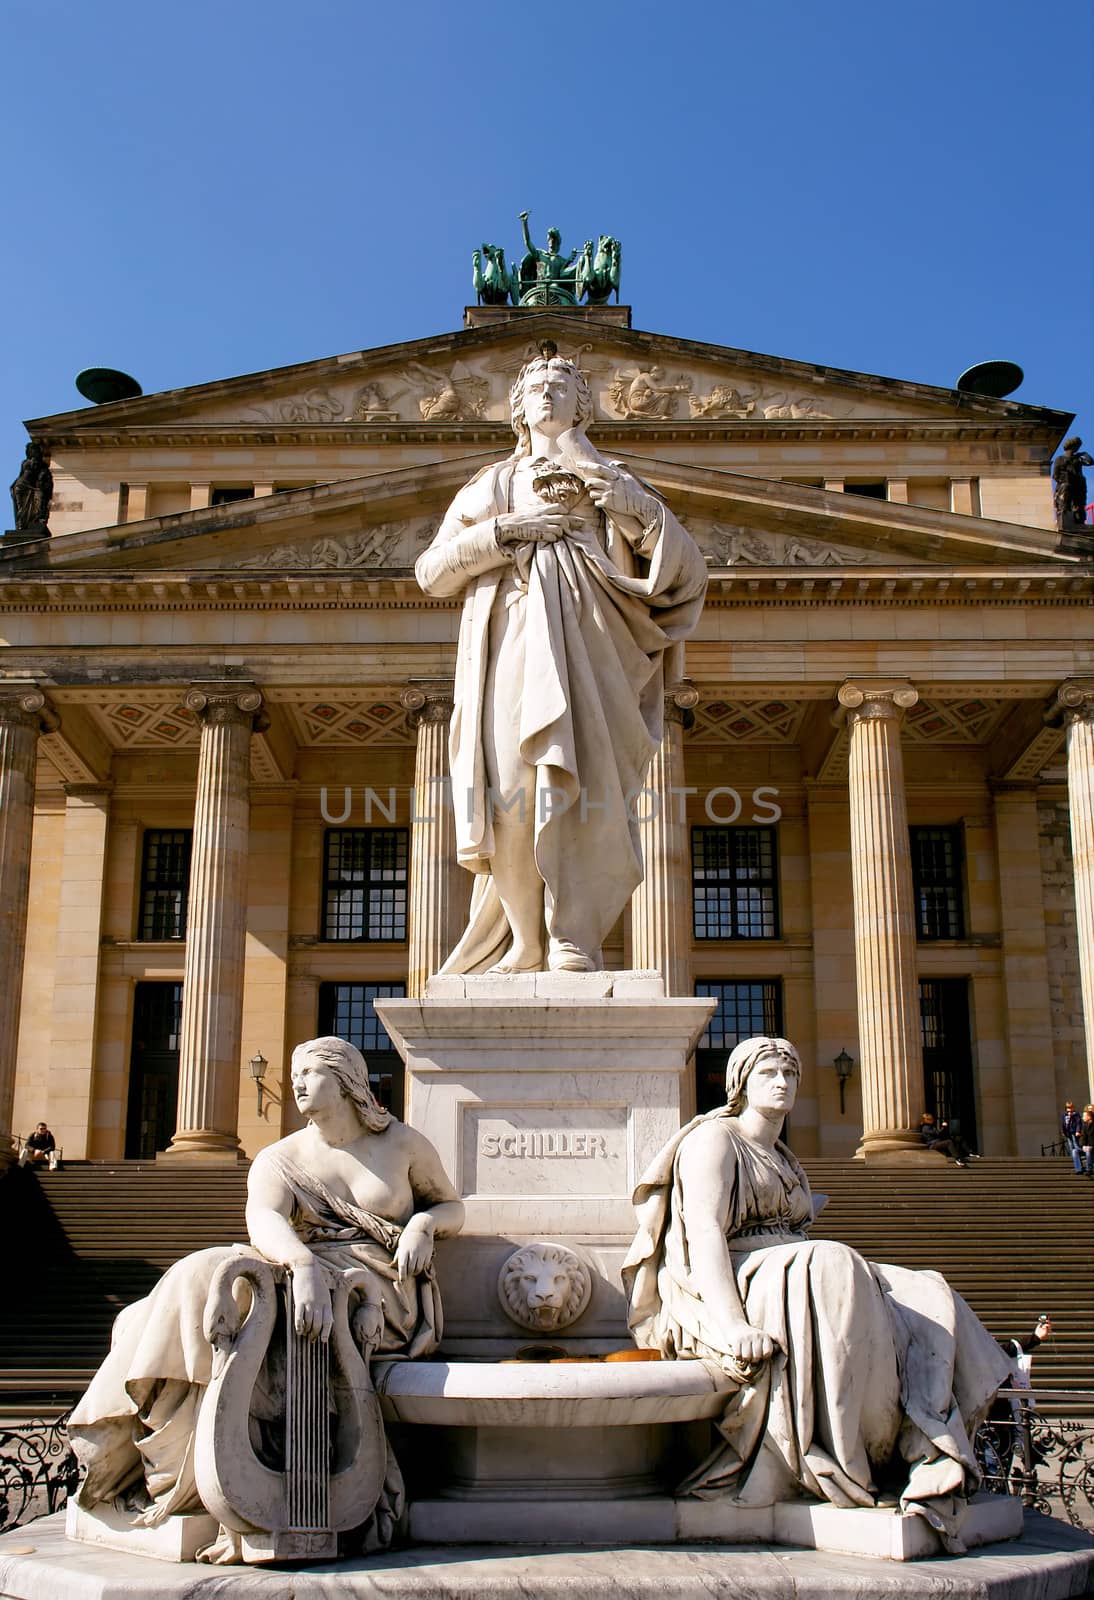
left=3, top=1510, right=1094, bottom=1598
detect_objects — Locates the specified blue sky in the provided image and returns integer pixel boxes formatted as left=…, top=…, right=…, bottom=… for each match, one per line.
left=3, top=0, right=1091, bottom=498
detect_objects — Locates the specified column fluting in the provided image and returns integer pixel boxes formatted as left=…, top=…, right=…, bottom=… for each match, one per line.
left=164, top=685, right=262, bottom=1158
left=402, top=686, right=458, bottom=997
left=630, top=685, right=697, bottom=999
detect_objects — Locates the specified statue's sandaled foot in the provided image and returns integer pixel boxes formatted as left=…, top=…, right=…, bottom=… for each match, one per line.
left=196, top=1525, right=244, bottom=1565
left=546, top=939, right=596, bottom=973
left=485, top=946, right=543, bottom=976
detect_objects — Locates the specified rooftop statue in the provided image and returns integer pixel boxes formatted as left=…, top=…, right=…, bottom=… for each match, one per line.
left=470, top=213, right=622, bottom=307
left=67, top=1037, right=464, bottom=1564
left=623, top=1036, right=1013, bottom=1549
left=9, top=441, right=53, bottom=535
left=415, top=342, right=707, bottom=975
left=1053, top=435, right=1093, bottom=532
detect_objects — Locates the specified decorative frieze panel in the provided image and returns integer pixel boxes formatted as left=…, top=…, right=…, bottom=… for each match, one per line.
left=228, top=519, right=437, bottom=571
left=88, top=697, right=199, bottom=749
left=688, top=698, right=808, bottom=746
left=902, top=697, right=1012, bottom=745
left=685, top=519, right=872, bottom=568
left=280, top=695, right=415, bottom=749
left=181, top=343, right=941, bottom=433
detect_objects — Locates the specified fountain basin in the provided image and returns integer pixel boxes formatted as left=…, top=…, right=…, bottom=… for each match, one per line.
left=373, top=1357, right=731, bottom=1501
left=373, top=1356, right=730, bottom=1428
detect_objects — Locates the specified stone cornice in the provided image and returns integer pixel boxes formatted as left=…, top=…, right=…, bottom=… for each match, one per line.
left=29, top=417, right=1067, bottom=451
left=0, top=567, right=1091, bottom=610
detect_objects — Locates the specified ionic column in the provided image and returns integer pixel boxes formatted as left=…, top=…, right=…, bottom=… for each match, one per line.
left=0, top=686, right=57, bottom=1162
left=837, top=681, right=930, bottom=1161
left=164, top=685, right=263, bottom=1159
left=402, top=686, right=458, bottom=997
left=631, top=684, right=697, bottom=998
left=1054, top=682, right=1094, bottom=1102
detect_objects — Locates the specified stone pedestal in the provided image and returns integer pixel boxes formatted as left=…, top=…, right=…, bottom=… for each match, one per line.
left=163, top=684, right=263, bottom=1160
left=375, top=973, right=714, bottom=1238
left=0, top=685, right=56, bottom=1164
left=837, top=682, right=934, bottom=1163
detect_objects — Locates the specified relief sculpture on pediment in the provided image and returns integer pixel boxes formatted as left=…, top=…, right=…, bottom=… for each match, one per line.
left=245, top=388, right=346, bottom=424
left=608, top=365, right=693, bottom=419
left=232, top=519, right=435, bottom=570
left=692, top=520, right=869, bottom=567
left=689, top=383, right=757, bottom=419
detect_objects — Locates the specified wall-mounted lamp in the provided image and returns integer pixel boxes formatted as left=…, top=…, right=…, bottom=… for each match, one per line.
left=249, top=1050, right=268, bottom=1116
left=833, top=1048, right=854, bottom=1115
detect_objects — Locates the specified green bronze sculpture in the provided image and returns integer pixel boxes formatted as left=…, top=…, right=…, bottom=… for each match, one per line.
left=471, top=214, right=621, bottom=308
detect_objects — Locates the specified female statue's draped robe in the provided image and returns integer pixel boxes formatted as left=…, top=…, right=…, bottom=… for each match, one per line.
left=68, top=1153, right=441, bottom=1538
left=415, top=457, right=708, bottom=971
left=623, top=1110, right=1013, bottom=1548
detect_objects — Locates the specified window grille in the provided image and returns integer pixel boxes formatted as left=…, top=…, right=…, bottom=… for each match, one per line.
left=692, top=826, right=778, bottom=940
left=322, top=829, right=408, bottom=942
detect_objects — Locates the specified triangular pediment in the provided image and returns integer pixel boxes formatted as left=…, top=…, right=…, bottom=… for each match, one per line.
left=27, top=313, right=1071, bottom=440
left=3, top=449, right=1072, bottom=577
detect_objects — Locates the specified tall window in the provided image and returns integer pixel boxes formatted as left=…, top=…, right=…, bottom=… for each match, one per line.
left=322, top=828, right=408, bottom=942
left=694, top=979, right=784, bottom=1114
left=692, top=826, right=779, bottom=940
left=910, top=825, right=965, bottom=939
left=210, top=485, right=254, bottom=506
left=316, top=982, right=407, bottom=1114
left=138, top=829, right=192, bottom=940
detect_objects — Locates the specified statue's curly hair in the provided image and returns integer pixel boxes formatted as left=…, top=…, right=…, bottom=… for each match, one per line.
left=291, top=1036, right=391, bottom=1133
left=723, top=1036, right=801, bottom=1115
left=509, top=353, right=593, bottom=457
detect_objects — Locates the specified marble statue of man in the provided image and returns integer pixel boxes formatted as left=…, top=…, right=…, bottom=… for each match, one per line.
left=415, top=345, right=707, bottom=974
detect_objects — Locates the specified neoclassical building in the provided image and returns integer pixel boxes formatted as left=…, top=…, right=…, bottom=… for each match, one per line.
left=1, top=300, right=1091, bottom=1164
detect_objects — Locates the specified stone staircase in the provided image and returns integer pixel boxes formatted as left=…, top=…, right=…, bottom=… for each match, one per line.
left=2, top=1156, right=1092, bottom=1412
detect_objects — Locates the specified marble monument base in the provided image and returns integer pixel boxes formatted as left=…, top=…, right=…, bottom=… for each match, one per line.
left=4, top=1509, right=1094, bottom=1599
left=409, top=1489, right=1023, bottom=1561
left=375, top=972, right=715, bottom=1239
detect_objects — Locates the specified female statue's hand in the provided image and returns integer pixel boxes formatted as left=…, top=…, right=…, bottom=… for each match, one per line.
left=395, top=1214, right=436, bottom=1282
left=495, top=509, right=571, bottom=548
left=721, top=1318, right=776, bottom=1377
left=291, top=1259, right=333, bottom=1343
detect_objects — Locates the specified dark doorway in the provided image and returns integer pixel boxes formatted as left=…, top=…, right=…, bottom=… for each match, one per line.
left=920, top=978, right=977, bottom=1149
left=125, top=982, right=183, bottom=1158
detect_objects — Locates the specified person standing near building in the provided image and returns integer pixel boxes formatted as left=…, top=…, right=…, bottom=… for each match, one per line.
left=1079, top=1108, right=1094, bottom=1177
left=1062, top=1099, right=1083, bottom=1172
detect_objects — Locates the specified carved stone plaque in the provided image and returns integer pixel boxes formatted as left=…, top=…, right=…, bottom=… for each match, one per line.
left=462, top=1106, right=628, bottom=1197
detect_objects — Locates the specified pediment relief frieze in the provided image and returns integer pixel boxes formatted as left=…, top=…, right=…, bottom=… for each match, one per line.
left=196, top=516, right=439, bottom=571
left=683, top=517, right=880, bottom=568
left=156, top=341, right=956, bottom=434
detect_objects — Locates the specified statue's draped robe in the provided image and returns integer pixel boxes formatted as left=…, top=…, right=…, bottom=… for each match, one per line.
left=415, top=457, right=707, bottom=971
left=69, top=1153, right=441, bottom=1534
left=622, top=1111, right=1012, bottom=1546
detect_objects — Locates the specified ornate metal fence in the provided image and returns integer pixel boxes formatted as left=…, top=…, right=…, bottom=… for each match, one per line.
left=975, top=1391, right=1094, bottom=1531
left=0, top=1413, right=78, bottom=1535
left=2, top=1394, right=1094, bottom=1538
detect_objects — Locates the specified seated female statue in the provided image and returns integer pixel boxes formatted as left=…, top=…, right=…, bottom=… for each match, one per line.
left=68, top=1037, right=464, bottom=1554
left=623, top=1036, right=1011, bottom=1548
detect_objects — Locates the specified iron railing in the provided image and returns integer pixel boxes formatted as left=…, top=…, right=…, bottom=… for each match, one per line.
left=0, top=1412, right=78, bottom=1534
left=3, top=1393, right=1094, bottom=1536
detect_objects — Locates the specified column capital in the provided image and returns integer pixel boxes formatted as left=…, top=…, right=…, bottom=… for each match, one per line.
left=1048, top=680, right=1094, bottom=729
left=836, top=680, right=918, bottom=726
left=0, top=683, right=59, bottom=734
left=401, top=683, right=454, bottom=730
left=664, top=681, right=699, bottom=728
left=184, top=683, right=264, bottom=729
